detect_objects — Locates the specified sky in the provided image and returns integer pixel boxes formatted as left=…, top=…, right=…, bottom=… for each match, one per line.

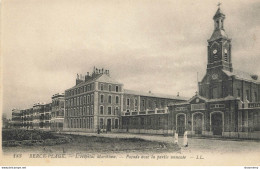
left=1, top=0, right=260, bottom=118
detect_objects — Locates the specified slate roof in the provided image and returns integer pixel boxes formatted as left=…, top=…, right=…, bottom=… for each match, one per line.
left=124, top=89, right=188, bottom=101
left=207, top=95, right=239, bottom=102
left=208, top=29, right=229, bottom=42
left=68, top=73, right=122, bottom=90
left=222, top=69, right=260, bottom=84
left=213, top=7, right=225, bottom=19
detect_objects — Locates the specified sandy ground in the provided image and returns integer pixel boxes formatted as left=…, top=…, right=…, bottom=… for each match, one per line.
left=61, top=131, right=260, bottom=154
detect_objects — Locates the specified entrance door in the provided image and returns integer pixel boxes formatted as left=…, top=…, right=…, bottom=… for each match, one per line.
left=177, top=114, right=185, bottom=135
left=193, top=113, right=203, bottom=134
left=211, top=113, right=223, bottom=135
left=107, top=119, right=111, bottom=132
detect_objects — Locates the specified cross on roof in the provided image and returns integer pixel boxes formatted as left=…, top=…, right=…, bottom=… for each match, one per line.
left=217, top=2, right=222, bottom=8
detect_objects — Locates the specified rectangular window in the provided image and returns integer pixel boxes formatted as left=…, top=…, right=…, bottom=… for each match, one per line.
left=87, top=95, right=90, bottom=104
left=100, top=118, right=104, bottom=129
left=83, top=107, right=86, bottom=115
left=255, top=92, right=258, bottom=102
left=100, top=95, right=104, bottom=103
left=211, top=87, right=218, bottom=99
left=246, top=90, right=250, bottom=101
left=108, top=107, right=112, bottom=115
left=109, top=85, right=112, bottom=91
left=91, top=105, right=94, bottom=115
left=127, top=98, right=130, bottom=106
left=141, top=117, right=145, bottom=125
left=90, top=117, right=93, bottom=129
left=116, top=96, right=119, bottom=104
left=100, top=84, right=104, bottom=91
left=142, top=100, right=145, bottom=107
left=116, top=86, right=119, bottom=92
left=87, top=106, right=89, bottom=115
left=135, top=99, right=138, bottom=107
left=108, top=95, right=112, bottom=104
left=114, top=107, right=119, bottom=115
left=237, top=89, right=241, bottom=97
left=100, top=106, right=104, bottom=115
left=115, top=119, right=119, bottom=129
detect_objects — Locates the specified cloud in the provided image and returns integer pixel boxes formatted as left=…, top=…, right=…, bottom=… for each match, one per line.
left=1, top=0, right=260, bottom=118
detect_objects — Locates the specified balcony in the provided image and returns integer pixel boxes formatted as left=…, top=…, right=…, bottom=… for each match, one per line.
left=122, top=108, right=168, bottom=116
left=240, top=101, right=260, bottom=110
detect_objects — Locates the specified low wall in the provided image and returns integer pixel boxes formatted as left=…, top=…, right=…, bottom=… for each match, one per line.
left=118, top=129, right=175, bottom=135
left=63, top=128, right=95, bottom=133
left=222, top=132, right=260, bottom=139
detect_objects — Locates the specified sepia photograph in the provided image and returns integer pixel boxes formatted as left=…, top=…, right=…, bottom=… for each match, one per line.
left=0, top=0, right=260, bottom=167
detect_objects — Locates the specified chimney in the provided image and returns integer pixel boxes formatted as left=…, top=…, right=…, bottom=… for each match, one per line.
left=177, top=92, right=179, bottom=97
left=102, top=68, right=104, bottom=74
left=85, top=72, right=91, bottom=82
left=76, top=73, right=83, bottom=85
left=149, top=91, right=151, bottom=94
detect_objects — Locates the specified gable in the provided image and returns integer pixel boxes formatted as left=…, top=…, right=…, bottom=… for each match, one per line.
left=188, top=95, right=208, bottom=104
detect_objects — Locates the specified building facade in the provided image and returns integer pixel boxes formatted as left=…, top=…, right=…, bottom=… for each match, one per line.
left=63, top=67, right=187, bottom=133
left=11, top=109, right=22, bottom=128
left=64, top=68, right=124, bottom=132
left=20, top=103, right=52, bottom=130
left=51, top=93, right=65, bottom=131
left=168, top=6, right=260, bottom=139
left=121, top=90, right=187, bottom=134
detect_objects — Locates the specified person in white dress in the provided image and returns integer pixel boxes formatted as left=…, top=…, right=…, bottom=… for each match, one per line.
left=174, top=132, right=178, bottom=144
left=183, top=130, right=188, bottom=147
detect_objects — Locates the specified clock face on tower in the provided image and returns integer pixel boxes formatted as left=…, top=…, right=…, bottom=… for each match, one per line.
left=224, top=49, right=228, bottom=54
left=212, top=73, right=218, bottom=80
left=213, top=49, right=217, bottom=54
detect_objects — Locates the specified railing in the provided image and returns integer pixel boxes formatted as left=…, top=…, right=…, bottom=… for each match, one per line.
left=139, top=111, right=146, bottom=115
left=132, top=112, right=138, bottom=115
left=240, top=101, right=260, bottom=109
left=147, top=110, right=155, bottom=114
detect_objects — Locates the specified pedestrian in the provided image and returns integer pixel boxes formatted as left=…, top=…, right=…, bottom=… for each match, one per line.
left=183, top=130, right=188, bottom=147
left=174, top=132, right=178, bottom=144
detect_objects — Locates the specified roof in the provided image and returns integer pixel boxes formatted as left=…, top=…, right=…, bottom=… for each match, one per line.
left=213, top=7, right=225, bottom=19
left=168, top=95, right=239, bottom=106
left=95, top=74, right=122, bottom=84
left=124, top=89, right=188, bottom=101
left=207, top=95, right=238, bottom=102
left=68, top=73, right=122, bottom=90
left=222, top=69, right=260, bottom=84
left=168, top=101, right=190, bottom=106
left=208, top=29, right=229, bottom=42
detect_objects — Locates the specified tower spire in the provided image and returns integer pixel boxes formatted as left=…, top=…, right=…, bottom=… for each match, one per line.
left=206, top=4, right=233, bottom=72
left=208, top=3, right=228, bottom=42
left=217, top=2, right=221, bottom=8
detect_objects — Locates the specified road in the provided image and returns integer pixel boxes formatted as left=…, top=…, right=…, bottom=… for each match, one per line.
left=61, top=131, right=260, bottom=155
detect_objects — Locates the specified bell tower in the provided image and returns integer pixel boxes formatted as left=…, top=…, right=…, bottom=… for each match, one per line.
left=207, top=3, right=232, bottom=73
